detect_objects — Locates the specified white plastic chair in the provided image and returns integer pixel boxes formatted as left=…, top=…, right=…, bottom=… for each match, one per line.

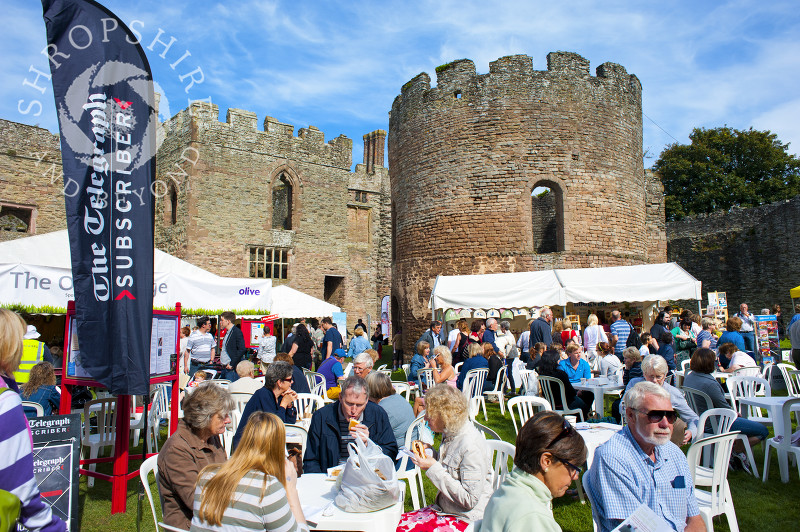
left=507, top=395, right=551, bottom=435
left=777, top=363, right=800, bottom=396
left=472, top=420, right=500, bottom=440
left=293, top=393, right=324, bottom=418
left=144, top=387, right=170, bottom=454
left=392, top=381, right=412, bottom=401
left=139, top=455, right=186, bottom=532
left=396, top=413, right=428, bottom=511
left=727, top=376, right=773, bottom=427
left=230, top=392, right=254, bottom=416
left=483, top=365, right=508, bottom=415
left=538, top=375, right=584, bottom=421
left=582, top=473, right=600, bottom=532
left=21, top=401, right=44, bottom=417
left=285, top=424, right=309, bottom=459
left=377, top=364, right=387, bottom=371
left=379, top=369, right=392, bottom=377
left=254, top=375, right=266, bottom=387
left=417, top=368, right=435, bottom=392
left=82, top=397, right=117, bottom=487
left=518, top=369, right=538, bottom=396
left=485, top=439, right=515, bottom=490
left=463, top=368, right=488, bottom=421
left=687, top=432, right=740, bottom=532
left=681, top=359, right=692, bottom=372
left=213, top=379, right=231, bottom=389
left=762, top=397, right=800, bottom=483
left=454, top=362, right=464, bottom=376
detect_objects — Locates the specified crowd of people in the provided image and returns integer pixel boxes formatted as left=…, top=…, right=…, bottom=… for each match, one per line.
left=3, top=299, right=800, bottom=532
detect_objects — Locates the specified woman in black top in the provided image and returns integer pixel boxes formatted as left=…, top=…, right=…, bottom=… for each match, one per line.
left=371, top=325, right=384, bottom=353
left=536, top=349, right=590, bottom=420
left=288, top=323, right=314, bottom=370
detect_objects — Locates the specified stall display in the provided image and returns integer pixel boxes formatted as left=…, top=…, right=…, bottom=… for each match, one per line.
left=754, top=314, right=780, bottom=365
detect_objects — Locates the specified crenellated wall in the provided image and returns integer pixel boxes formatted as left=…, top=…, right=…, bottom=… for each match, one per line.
left=389, top=52, right=664, bottom=351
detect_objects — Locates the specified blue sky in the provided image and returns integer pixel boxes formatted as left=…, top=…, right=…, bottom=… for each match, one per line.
left=3, top=0, right=800, bottom=168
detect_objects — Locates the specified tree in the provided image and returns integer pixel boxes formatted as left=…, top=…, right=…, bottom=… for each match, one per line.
left=654, top=126, right=800, bottom=220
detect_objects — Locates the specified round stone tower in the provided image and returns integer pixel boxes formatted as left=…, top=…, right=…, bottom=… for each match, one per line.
left=389, top=52, right=662, bottom=351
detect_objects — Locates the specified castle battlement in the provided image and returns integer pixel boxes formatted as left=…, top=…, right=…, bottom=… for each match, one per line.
left=393, top=52, right=641, bottom=116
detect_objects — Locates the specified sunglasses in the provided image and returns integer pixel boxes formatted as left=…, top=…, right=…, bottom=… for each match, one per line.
left=547, top=419, right=576, bottom=449
left=631, top=408, right=677, bottom=424
left=556, top=456, right=582, bottom=476
left=283, top=377, right=294, bottom=383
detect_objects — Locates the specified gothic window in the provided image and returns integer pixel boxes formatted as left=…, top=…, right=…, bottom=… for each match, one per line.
left=531, top=182, right=564, bottom=254
left=0, top=203, right=36, bottom=234
left=249, top=246, right=289, bottom=280
left=354, top=190, right=368, bottom=202
left=272, top=174, right=292, bottom=230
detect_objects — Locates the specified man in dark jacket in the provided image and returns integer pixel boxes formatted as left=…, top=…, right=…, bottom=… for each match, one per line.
left=529, top=308, right=554, bottom=347
left=303, top=375, right=398, bottom=473
left=219, top=311, right=247, bottom=381
left=415, top=320, right=443, bottom=353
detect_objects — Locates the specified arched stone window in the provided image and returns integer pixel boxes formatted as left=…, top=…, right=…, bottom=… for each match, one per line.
left=531, top=181, right=564, bottom=253
left=272, top=173, right=293, bottom=230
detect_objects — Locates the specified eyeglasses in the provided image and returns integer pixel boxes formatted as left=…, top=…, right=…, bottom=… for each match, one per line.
left=556, top=457, right=582, bottom=477
left=547, top=419, right=576, bottom=449
left=631, top=408, right=677, bottom=424
left=283, top=377, right=294, bottom=383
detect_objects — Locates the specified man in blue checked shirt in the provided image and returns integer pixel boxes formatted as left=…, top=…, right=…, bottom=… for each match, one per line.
left=586, top=381, right=704, bottom=532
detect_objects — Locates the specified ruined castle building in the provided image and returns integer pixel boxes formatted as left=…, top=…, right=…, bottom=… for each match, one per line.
left=388, top=53, right=667, bottom=351
left=155, top=103, right=391, bottom=322
left=1, top=106, right=391, bottom=325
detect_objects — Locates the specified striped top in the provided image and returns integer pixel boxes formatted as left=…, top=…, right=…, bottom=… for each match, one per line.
left=190, top=469, right=307, bottom=532
left=0, top=375, right=66, bottom=532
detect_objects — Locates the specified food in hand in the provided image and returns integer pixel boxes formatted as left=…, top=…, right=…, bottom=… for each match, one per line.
left=349, top=418, right=359, bottom=431
left=411, top=440, right=426, bottom=459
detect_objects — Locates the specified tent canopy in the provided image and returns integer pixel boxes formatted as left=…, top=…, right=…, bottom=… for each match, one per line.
left=430, top=262, right=702, bottom=310
left=0, top=231, right=339, bottom=316
left=791, top=285, right=800, bottom=299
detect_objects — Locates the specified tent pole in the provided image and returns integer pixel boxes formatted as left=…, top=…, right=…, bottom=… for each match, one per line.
left=697, top=300, right=702, bottom=315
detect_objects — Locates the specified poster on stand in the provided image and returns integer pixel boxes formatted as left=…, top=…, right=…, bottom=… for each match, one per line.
left=30, top=414, right=81, bottom=531
left=381, top=295, right=391, bottom=338
left=754, top=314, right=780, bottom=365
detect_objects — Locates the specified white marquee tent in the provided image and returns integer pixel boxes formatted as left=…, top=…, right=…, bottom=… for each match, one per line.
left=0, top=231, right=339, bottom=316
left=430, top=262, right=702, bottom=311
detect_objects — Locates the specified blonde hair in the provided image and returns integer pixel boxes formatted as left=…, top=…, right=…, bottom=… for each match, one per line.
left=197, top=412, right=286, bottom=526
left=432, top=345, right=452, bottom=365
left=354, top=327, right=365, bottom=337
left=587, top=314, right=599, bottom=326
left=21, top=361, right=56, bottom=396
left=466, top=342, right=483, bottom=359
left=425, top=384, right=468, bottom=434
left=364, top=349, right=380, bottom=364
left=553, top=320, right=564, bottom=333
left=0, top=309, right=26, bottom=376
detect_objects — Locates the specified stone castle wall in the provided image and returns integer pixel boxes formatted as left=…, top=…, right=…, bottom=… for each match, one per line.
left=389, top=53, right=666, bottom=351
left=154, top=103, right=391, bottom=323
left=0, top=120, right=65, bottom=241
left=667, top=195, right=800, bottom=317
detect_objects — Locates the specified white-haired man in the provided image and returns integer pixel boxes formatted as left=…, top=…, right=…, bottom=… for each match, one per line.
left=587, top=381, right=704, bottom=531
left=352, top=351, right=374, bottom=378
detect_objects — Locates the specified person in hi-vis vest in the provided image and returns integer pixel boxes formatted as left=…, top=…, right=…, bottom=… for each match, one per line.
left=15, top=325, right=53, bottom=384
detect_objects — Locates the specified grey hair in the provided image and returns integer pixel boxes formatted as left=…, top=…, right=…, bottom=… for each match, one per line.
left=625, top=381, right=670, bottom=412
left=701, top=317, right=715, bottom=329
left=500, top=320, right=511, bottom=331
left=236, top=359, right=255, bottom=377
left=265, top=361, right=294, bottom=389
left=181, top=382, right=235, bottom=431
left=641, top=354, right=668, bottom=377
left=340, top=375, right=369, bottom=399
left=433, top=345, right=452, bottom=365
left=353, top=352, right=374, bottom=368
left=486, top=318, right=497, bottom=327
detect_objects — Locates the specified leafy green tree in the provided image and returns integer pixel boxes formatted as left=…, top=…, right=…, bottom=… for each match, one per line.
left=654, top=126, right=800, bottom=220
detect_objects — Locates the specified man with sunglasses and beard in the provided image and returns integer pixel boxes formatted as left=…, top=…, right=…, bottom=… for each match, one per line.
left=586, top=381, right=704, bottom=532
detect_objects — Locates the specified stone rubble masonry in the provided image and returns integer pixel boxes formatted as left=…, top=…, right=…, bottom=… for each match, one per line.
left=0, top=120, right=65, bottom=242
left=666, top=194, right=800, bottom=318
left=389, top=52, right=666, bottom=353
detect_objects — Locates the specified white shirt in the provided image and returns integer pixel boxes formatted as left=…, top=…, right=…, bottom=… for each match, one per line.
left=729, top=351, right=758, bottom=374
left=583, top=325, right=608, bottom=350
left=495, top=330, right=516, bottom=357
left=599, top=354, right=623, bottom=378
left=258, top=335, right=276, bottom=363
left=448, top=328, right=461, bottom=351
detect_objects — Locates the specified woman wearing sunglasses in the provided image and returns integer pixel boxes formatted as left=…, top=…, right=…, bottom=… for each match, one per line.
left=231, top=361, right=297, bottom=452
left=479, top=411, right=587, bottom=531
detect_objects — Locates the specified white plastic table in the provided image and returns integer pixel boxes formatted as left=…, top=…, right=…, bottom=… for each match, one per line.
left=572, top=381, right=624, bottom=417
left=299, top=473, right=405, bottom=531
left=576, top=422, right=622, bottom=467
left=737, top=396, right=798, bottom=482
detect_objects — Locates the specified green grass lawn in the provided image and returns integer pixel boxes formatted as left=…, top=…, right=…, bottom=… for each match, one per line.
left=76, top=350, right=800, bottom=531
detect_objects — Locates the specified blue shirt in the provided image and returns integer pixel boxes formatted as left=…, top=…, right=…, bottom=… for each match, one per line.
left=21, top=385, right=60, bottom=417
left=558, top=358, right=591, bottom=383
left=587, top=426, right=699, bottom=532
left=456, top=356, right=489, bottom=390
left=347, top=335, right=371, bottom=358
left=321, top=327, right=343, bottom=357
left=318, top=357, right=343, bottom=389
left=482, top=328, right=500, bottom=353
left=609, top=320, right=631, bottom=356
left=717, top=331, right=745, bottom=352
left=695, top=330, right=717, bottom=352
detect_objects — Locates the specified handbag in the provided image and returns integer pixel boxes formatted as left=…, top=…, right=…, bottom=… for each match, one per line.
left=626, top=322, right=642, bottom=349
left=334, top=437, right=400, bottom=512
left=0, top=388, right=21, bottom=532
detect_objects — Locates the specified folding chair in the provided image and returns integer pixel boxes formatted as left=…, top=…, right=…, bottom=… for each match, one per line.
left=538, top=375, right=583, bottom=421
left=508, top=395, right=551, bottom=435
left=483, top=365, right=508, bottom=415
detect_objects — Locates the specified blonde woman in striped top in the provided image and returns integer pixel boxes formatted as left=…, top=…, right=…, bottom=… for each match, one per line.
left=190, top=412, right=307, bottom=532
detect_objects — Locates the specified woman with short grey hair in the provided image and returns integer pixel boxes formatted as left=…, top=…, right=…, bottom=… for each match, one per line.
left=232, top=361, right=298, bottom=451
left=158, top=383, right=233, bottom=529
